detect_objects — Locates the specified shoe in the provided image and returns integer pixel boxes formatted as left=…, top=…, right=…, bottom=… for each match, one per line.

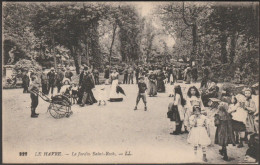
left=31, top=114, right=38, bottom=118
left=134, top=107, right=137, bottom=110
left=170, top=131, right=180, bottom=135
left=237, top=143, right=244, bottom=148
left=80, top=104, right=85, bottom=107
left=223, top=156, right=229, bottom=161
left=144, top=107, right=147, bottom=111
left=219, top=149, right=223, bottom=156
left=203, top=155, right=208, bottom=162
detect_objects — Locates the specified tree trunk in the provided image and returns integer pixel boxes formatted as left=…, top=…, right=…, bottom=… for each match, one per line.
left=109, top=23, right=117, bottom=71
left=229, top=32, right=237, bottom=63
left=220, top=33, right=228, bottom=64
left=70, top=46, right=80, bottom=74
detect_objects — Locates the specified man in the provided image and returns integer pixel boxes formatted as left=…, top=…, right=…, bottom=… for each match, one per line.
left=22, top=68, right=30, bottom=93
left=167, top=65, right=173, bottom=84
left=201, top=66, right=210, bottom=88
left=128, top=66, right=134, bottom=84
left=78, top=66, right=87, bottom=104
left=135, top=66, right=140, bottom=84
left=123, top=66, right=128, bottom=84
left=104, top=65, right=110, bottom=85
left=65, top=66, right=73, bottom=81
left=80, top=67, right=97, bottom=107
left=28, top=72, right=40, bottom=118
left=191, top=66, right=198, bottom=83
left=40, top=67, right=49, bottom=95
left=93, top=68, right=99, bottom=85
left=201, top=79, right=219, bottom=107
left=47, top=67, right=56, bottom=95
left=56, top=66, right=64, bottom=94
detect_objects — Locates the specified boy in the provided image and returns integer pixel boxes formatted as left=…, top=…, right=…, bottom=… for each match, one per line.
left=134, top=77, right=147, bottom=111
left=28, top=72, right=40, bottom=118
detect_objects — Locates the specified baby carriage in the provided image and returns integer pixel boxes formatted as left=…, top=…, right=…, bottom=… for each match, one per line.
left=30, top=89, right=73, bottom=119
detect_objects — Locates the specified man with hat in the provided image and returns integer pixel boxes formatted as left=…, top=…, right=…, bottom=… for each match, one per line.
left=65, top=66, right=73, bottom=81
left=134, top=76, right=148, bottom=111
left=56, top=66, right=64, bottom=94
left=104, top=65, right=110, bottom=85
left=78, top=66, right=88, bottom=104
left=28, top=72, right=40, bottom=118
left=40, top=67, right=49, bottom=95
left=47, top=67, right=56, bottom=95
left=22, top=68, right=30, bottom=93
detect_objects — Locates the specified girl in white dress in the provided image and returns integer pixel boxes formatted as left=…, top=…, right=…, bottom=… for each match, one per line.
left=187, top=106, right=211, bottom=162
left=109, top=69, right=123, bottom=102
left=184, top=86, right=204, bottom=132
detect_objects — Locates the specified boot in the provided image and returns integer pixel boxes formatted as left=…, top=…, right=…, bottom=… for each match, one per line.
left=203, top=154, right=208, bottom=162
left=223, top=148, right=228, bottom=161
left=33, top=108, right=39, bottom=116
left=31, top=108, right=38, bottom=118
left=134, top=106, right=137, bottom=110
left=144, top=106, right=147, bottom=111
left=237, top=138, right=244, bottom=148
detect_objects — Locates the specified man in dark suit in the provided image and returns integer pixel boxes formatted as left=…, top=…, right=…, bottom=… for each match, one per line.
left=47, top=67, right=56, bottom=95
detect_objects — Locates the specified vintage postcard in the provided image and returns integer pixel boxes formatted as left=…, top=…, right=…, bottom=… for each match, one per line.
left=2, top=1, right=259, bottom=164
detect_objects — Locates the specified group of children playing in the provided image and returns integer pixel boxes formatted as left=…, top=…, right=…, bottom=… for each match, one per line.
left=168, top=83, right=259, bottom=162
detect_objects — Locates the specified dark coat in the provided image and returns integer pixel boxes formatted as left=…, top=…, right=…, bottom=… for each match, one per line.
left=214, top=109, right=236, bottom=146
left=22, top=75, right=30, bottom=87
left=47, top=71, right=56, bottom=84
left=104, top=69, right=110, bottom=79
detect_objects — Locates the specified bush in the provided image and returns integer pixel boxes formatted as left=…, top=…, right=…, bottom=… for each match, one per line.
left=13, top=59, right=42, bottom=76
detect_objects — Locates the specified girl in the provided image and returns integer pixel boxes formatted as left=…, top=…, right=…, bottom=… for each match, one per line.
left=187, top=106, right=211, bottom=162
left=242, top=88, right=257, bottom=140
left=170, top=85, right=186, bottom=135
left=184, top=86, right=204, bottom=133
left=214, top=104, right=236, bottom=161
left=109, top=68, right=123, bottom=102
left=147, top=71, right=157, bottom=97
left=97, top=84, right=107, bottom=106
left=228, top=95, right=247, bottom=148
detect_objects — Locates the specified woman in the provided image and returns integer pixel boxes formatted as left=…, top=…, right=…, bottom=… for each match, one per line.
left=242, top=88, right=257, bottom=139
left=147, top=71, right=157, bottom=97
left=228, top=95, right=247, bottom=148
left=109, top=68, right=123, bottom=102
left=157, top=68, right=166, bottom=93
left=184, top=86, right=204, bottom=133
left=170, top=85, right=186, bottom=135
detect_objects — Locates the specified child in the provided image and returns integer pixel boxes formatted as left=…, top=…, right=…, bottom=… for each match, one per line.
left=206, top=98, right=220, bottom=146
left=134, top=77, right=147, bottom=111
left=214, top=104, right=236, bottom=161
left=228, top=95, right=247, bottom=148
left=28, top=72, right=40, bottom=118
left=187, top=106, right=210, bottom=162
left=97, top=84, right=107, bottom=106
left=184, top=86, right=204, bottom=133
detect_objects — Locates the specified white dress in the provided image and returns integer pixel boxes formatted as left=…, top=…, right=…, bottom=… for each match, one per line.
left=174, top=94, right=185, bottom=121
left=109, top=72, right=123, bottom=99
left=187, top=114, right=211, bottom=146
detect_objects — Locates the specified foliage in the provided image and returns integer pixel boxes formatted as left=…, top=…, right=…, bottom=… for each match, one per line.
left=13, top=59, right=42, bottom=75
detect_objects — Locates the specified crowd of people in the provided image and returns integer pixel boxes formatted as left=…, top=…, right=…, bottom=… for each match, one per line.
left=21, top=63, right=259, bottom=163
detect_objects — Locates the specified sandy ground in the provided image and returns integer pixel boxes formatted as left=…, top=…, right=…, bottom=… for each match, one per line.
left=2, top=82, right=253, bottom=164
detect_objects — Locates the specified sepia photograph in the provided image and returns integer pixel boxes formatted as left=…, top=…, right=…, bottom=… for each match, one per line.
left=2, top=1, right=259, bottom=164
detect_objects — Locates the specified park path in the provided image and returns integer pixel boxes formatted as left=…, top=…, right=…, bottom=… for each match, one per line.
left=2, top=83, right=251, bottom=164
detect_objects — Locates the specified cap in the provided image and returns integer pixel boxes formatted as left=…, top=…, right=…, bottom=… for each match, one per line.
left=51, top=67, right=55, bottom=70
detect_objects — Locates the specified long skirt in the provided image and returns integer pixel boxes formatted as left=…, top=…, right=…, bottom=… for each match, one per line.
left=148, top=81, right=157, bottom=96
left=157, top=80, right=165, bottom=93
left=246, top=114, right=256, bottom=133
left=109, top=80, right=123, bottom=101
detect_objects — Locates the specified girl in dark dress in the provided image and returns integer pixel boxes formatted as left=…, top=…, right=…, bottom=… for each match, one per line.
left=214, top=104, right=236, bottom=161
